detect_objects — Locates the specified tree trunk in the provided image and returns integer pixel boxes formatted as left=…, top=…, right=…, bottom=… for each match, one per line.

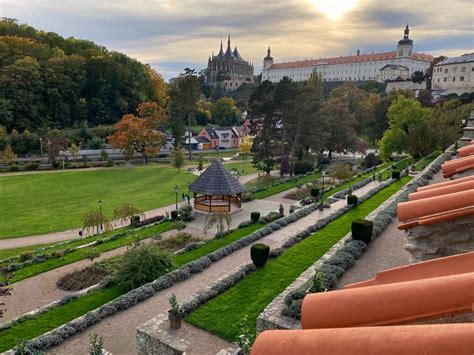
left=188, top=113, right=192, bottom=160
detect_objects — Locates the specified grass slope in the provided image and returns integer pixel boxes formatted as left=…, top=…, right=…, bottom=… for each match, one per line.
left=186, top=177, right=412, bottom=341
left=0, top=166, right=194, bottom=238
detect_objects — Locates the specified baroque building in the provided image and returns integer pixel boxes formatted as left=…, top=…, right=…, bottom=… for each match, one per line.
left=207, top=35, right=254, bottom=92
left=262, top=25, right=433, bottom=83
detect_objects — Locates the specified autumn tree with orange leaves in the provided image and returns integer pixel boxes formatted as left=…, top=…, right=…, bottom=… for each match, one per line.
left=108, top=102, right=167, bottom=164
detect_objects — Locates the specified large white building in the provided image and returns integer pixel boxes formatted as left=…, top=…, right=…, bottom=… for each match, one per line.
left=261, top=26, right=433, bottom=83
left=432, top=53, right=474, bottom=95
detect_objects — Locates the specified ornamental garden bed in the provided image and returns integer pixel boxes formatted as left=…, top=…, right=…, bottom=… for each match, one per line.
left=184, top=177, right=413, bottom=341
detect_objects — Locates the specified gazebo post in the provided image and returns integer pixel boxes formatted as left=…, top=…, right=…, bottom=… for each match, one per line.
left=209, top=195, right=212, bottom=212
left=228, top=195, right=231, bottom=212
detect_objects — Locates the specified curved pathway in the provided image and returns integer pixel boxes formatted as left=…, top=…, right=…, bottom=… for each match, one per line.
left=43, top=181, right=381, bottom=354
left=0, top=172, right=264, bottom=250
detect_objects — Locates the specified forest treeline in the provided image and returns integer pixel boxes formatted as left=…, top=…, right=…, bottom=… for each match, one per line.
left=0, top=18, right=168, bottom=131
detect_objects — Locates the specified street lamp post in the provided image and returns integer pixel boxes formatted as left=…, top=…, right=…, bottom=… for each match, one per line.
left=319, top=170, right=326, bottom=211
left=175, top=185, right=179, bottom=210
left=215, top=146, right=220, bottom=159
left=39, top=137, right=43, bottom=157
left=98, top=199, right=103, bottom=232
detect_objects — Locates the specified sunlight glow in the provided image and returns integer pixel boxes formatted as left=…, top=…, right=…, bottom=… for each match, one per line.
left=310, top=0, right=359, bottom=21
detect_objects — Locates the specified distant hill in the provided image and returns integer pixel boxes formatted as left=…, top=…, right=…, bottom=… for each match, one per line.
left=0, top=18, right=167, bottom=131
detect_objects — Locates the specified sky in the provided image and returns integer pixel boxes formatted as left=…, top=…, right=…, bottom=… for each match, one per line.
left=1, top=0, right=473, bottom=80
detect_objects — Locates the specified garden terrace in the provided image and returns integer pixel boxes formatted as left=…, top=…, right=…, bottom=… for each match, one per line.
left=185, top=177, right=412, bottom=341
left=6, top=221, right=175, bottom=283
left=0, top=223, right=266, bottom=351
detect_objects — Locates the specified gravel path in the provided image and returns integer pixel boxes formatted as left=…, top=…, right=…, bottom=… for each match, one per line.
left=45, top=181, right=381, bottom=355
left=336, top=171, right=445, bottom=288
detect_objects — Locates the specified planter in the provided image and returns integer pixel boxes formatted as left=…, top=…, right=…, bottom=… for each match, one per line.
left=169, top=316, right=182, bottom=330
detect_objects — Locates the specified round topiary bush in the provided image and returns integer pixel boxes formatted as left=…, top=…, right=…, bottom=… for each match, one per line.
left=250, top=243, right=270, bottom=267
left=116, top=244, right=176, bottom=290
left=391, top=170, right=401, bottom=179
left=170, top=210, right=179, bottom=220
left=347, top=195, right=358, bottom=206
left=250, top=212, right=261, bottom=223
left=310, top=188, right=320, bottom=198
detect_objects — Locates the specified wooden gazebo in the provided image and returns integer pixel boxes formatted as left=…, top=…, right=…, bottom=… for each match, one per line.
left=189, top=159, right=245, bottom=213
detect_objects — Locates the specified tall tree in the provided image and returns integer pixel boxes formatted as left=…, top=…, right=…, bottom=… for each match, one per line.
left=319, top=98, right=358, bottom=158
left=108, top=103, right=166, bottom=164
left=168, top=68, right=201, bottom=159
left=249, top=81, right=277, bottom=175
left=170, top=145, right=186, bottom=172
left=379, top=96, right=434, bottom=159
left=211, top=97, right=241, bottom=126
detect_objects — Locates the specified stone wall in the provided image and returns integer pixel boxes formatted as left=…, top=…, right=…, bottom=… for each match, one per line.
left=405, top=215, right=474, bottom=262
left=136, top=313, right=188, bottom=355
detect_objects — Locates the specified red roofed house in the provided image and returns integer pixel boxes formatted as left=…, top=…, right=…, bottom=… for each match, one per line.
left=261, top=25, right=433, bottom=83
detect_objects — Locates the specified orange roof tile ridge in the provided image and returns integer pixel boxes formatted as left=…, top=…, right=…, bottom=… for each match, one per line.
left=345, top=251, right=474, bottom=289
left=301, top=272, right=474, bottom=329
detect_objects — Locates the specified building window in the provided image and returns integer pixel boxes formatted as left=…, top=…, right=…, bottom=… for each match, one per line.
left=445, top=69, right=448, bottom=74
left=443, top=77, right=447, bottom=82
left=461, top=67, right=466, bottom=72
left=460, top=76, right=465, bottom=81
left=453, top=77, right=456, bottom=82
left=453, top=67, right=457, bottom=73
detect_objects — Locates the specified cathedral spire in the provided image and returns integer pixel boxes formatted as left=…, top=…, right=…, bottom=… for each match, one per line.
left=404, top=23, right=410, bottom=39
left=218, top=37, right=224, bottom=57
left=227, top=32, right=231, bottom=51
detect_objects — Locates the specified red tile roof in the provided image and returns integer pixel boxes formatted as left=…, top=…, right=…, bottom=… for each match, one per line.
left=269, top=51, right=433, bottom=70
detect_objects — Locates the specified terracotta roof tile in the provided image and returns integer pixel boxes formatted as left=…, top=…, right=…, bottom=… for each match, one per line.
left=301, top=272, right=474, bottom=329
left=345, top=252, right=474, bottom=289
left=251, top=324, right=474, bottom=355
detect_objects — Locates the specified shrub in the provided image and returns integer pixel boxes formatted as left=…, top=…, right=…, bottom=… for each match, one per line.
left=27, top=162, right=39, bottom=171
left=8, top=164, right=19, bottom=172
left=364, top=153, right=380, bottom=168
left=347, top=195, right=358, bottom=206
left=19, top=251, right=34, bottom=262
left=351, top=219, right=373, bottom=244
left=172, top=221, right=187, bottom=231
left=171, top=210, right=179, bottom=220
left=311, top=272, right=326, bottom=292
left=131, top=215, right=140, bottom=227
left=178, top=205, right=195, bottom=222
left=282, top=299, right=303, bottom=319
left=326, top=251, right=355, bottom=270
left=293, top=161, right=313, bottom=175
left=116, top=244, right=176, bottom=290
left=340, top=240, right=367, bottom=259
left=250, top=212, right=260, bottom=223
left=310, top=188, right=320, bottom=198
left=250, top=243, right=270, bottom=267
left=391, top=170, right=401, bottom=179
left=261, top=211, right=281, bottom=224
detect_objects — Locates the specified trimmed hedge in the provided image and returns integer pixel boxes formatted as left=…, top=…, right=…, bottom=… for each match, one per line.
left=250, top=212, right=261, bottom=223
left=391, top=170, right=401, bottom=179
left=347, top=195, right=358, bottom=206
left=250, top=244, right=270, bottom=267
left=351, top=219, right=373, bottom=244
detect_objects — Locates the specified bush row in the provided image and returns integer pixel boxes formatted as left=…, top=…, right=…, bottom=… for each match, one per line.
left=281, top=151, right=453, bottom=320
left=4, top=218, right=166, bottom=272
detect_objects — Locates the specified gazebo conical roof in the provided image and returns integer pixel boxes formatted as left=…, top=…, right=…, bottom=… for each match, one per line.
left=189, top=159, right=245, bottom=195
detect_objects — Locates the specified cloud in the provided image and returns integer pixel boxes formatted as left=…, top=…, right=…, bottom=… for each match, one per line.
left=1, top=0, right=472, bottom=80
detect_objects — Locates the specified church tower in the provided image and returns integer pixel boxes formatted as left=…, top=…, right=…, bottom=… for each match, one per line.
left=396, top=24, right=414, bottom=58
left=263, top=46, right=273, bottom=70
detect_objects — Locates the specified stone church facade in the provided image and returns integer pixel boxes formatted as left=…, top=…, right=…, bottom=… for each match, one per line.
left=207, top=35, right=254, bottom=92
left=262, top=25, right=433, bottom=83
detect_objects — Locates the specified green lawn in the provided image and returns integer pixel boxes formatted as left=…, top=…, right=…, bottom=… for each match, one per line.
left=252, top=172, right=322, bottom=199
left=174, top=223, right=264, bottom=266
left=0, top=166, right=195, bottom=238
left=0, top=222, right=267, bottom=350
left=9, top=222, right=175, bottom=283
left=224, top=161, right=258, bottom=175
left=186, top=177, right=412, bottom=341
left=414, top=152, right=440, bottom=171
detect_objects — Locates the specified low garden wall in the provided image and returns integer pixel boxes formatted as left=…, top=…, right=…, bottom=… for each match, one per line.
left=255, top=150, right=454, bottom=333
